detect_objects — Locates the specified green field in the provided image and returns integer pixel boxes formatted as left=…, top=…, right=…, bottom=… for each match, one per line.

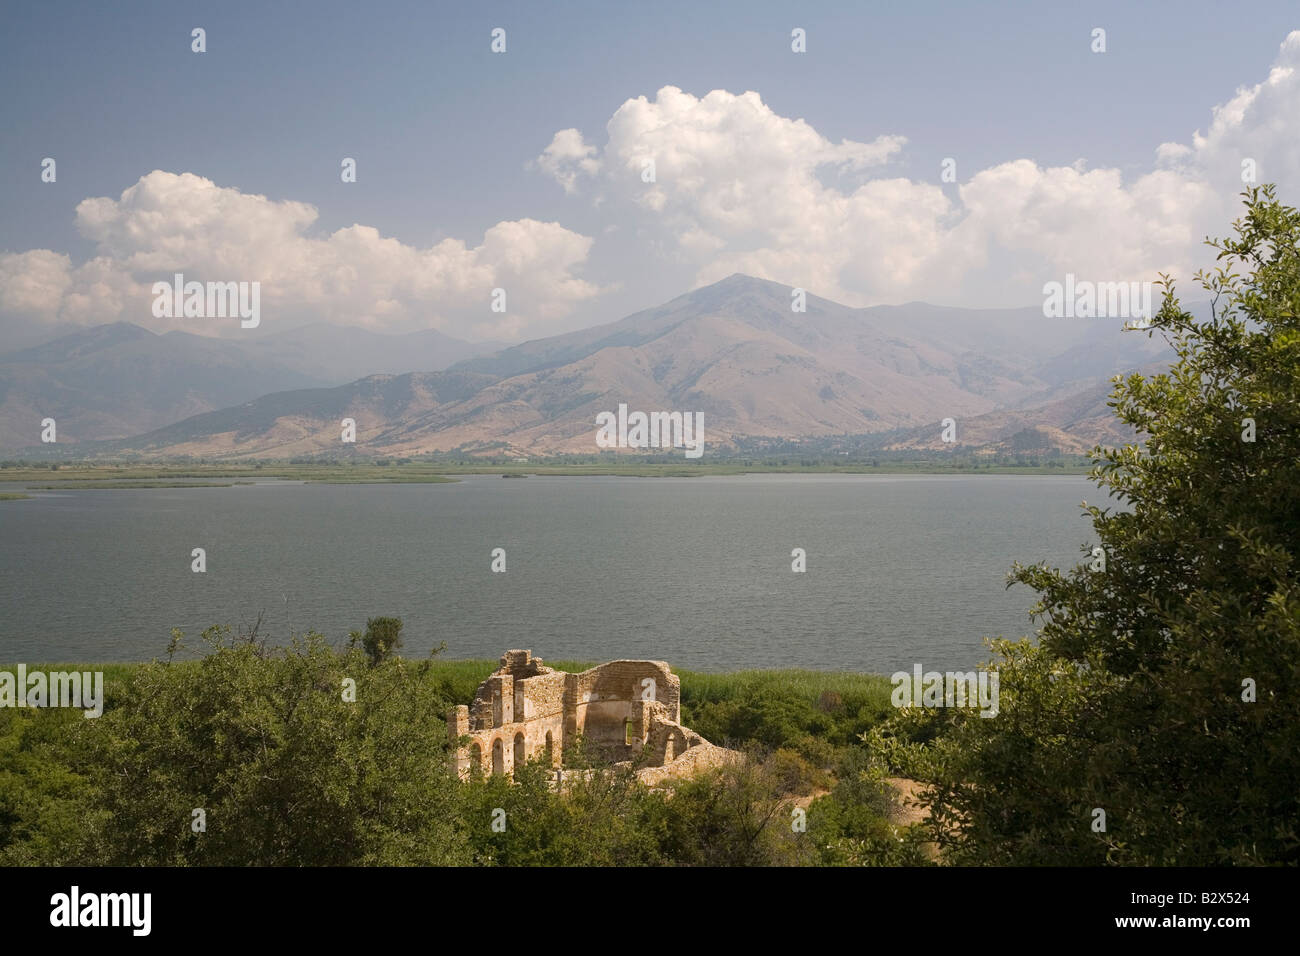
left=23, top=481, right=257, bottom=489
left=2, top=657, right=893, bottom=723
left=0, top=457, right=1093, bottom=486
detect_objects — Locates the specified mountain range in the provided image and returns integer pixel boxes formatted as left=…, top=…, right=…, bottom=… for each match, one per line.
left=1, top=275, right=1174, bottom=458
left=0, top=321, right=488, bottom=449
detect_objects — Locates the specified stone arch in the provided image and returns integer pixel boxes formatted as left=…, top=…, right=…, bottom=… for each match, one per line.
left=491, top=738, right=504, bottom=775
left=469, top=741, right=482, bottom=775
left=513, top=732, right=526, bottom=769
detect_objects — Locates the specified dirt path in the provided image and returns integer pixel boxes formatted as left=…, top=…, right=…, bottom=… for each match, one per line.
left=884, top=776, right=929, bottom=826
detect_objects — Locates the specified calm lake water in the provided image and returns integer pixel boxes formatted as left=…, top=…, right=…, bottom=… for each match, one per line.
left=0, top=474, right=1102, bottom=671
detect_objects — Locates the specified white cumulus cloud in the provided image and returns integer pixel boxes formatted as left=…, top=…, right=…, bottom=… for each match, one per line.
left=1, top=171, right=602, bottom=341
left=539, top=34, right=1300, bottom=307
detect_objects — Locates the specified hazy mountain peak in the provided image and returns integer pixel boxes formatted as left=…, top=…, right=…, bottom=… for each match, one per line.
left=0, top=320, right=154, bottom=364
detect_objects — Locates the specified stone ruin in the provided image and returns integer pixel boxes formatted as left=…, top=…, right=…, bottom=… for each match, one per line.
left=447, top=650, right=733, bottom=784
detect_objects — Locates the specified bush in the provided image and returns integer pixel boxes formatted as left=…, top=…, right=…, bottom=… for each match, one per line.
left=766, top=748, right=827, bottom=796
left=79, top=626, right=468, bottom=865
left=348, top=616, right=404, bottom=666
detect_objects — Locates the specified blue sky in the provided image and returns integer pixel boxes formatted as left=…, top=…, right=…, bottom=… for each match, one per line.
left=2, top=0, right=1298, bottom=342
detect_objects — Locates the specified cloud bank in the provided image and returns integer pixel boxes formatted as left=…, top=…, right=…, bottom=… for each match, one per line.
left=539, top=32, right=1300, bottom=307
left=3, top=31, right=1297, bottom=342
left=1, top=171, right=601, bottom=340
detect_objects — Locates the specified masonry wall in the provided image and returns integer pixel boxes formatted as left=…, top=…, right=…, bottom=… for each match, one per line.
left=455, top=715, right=564, bottom=778
left=449, top=651, right=567, bottom=779
left=449, top=652, right=699, bottom=778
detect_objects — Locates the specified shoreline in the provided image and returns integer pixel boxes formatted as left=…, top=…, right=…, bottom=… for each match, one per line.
left=0, top=460, right=1095, bottom=485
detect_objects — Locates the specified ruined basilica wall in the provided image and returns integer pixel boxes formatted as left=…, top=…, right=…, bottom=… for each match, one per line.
left=564, top=661, right=680, bottom=759
left=516, top=670, right=566, bottom=721
left=452, top=665, right=568, bottom=778
left=455, top=713, right=564, bottom=778
left=566, top=660, right=679, bottom=718
left=451, top=653, right=708, bottom=778
left=645, top=714, right=694, bottom=765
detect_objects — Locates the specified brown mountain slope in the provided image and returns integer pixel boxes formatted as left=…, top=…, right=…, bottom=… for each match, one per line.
left=95, top=276, right=1169, bottom=459
left=883, top=373, right=1159, bottom=455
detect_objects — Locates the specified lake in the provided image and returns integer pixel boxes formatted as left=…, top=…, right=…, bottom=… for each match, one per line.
left=0, top=474, right=1102, bottom=671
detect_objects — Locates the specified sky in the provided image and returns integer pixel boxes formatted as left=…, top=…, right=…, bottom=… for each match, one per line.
left=1, top=0, right=1298, bottom=344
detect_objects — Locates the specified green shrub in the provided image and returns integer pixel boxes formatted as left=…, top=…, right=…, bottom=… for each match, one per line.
left=79, top=626, right=469, bottom=865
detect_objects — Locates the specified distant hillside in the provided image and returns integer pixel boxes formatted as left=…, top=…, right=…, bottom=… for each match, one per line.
left=0, top=321, right=487, bottom=449
left=255, top=322, right=491, bottom=381
left=69, top=275, right=1174, bottom=460
left=882, top=369, right=1167, bottom=455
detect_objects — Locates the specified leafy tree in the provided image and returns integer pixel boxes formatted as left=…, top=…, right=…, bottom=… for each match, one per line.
left=348, top=615, right=404, bottom=666
left=80, top=626, right=469, bottom=865
left=879, top=186, right=1300, bottom=865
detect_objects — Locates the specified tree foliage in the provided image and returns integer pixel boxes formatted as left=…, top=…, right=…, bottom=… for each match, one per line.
left=879, top=186, right=1300, bottom=865
left=348, top=616, right=404, bottom=667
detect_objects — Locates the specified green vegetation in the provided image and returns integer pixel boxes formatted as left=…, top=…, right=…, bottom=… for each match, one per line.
left=879, top=186, right=1300, bottom=865
left=304, top=473, right=458, bottom=484
left=0, top=641, right=916, bottom=866
left=347, top=615, right=407, bottom=665
left=23, top=481, right=254, bottom=489
left=0, top=493, right=30, bottom=501
left=0, top=455, right=1092, bottom=485
left=680, top=669, right=895, bottom=765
